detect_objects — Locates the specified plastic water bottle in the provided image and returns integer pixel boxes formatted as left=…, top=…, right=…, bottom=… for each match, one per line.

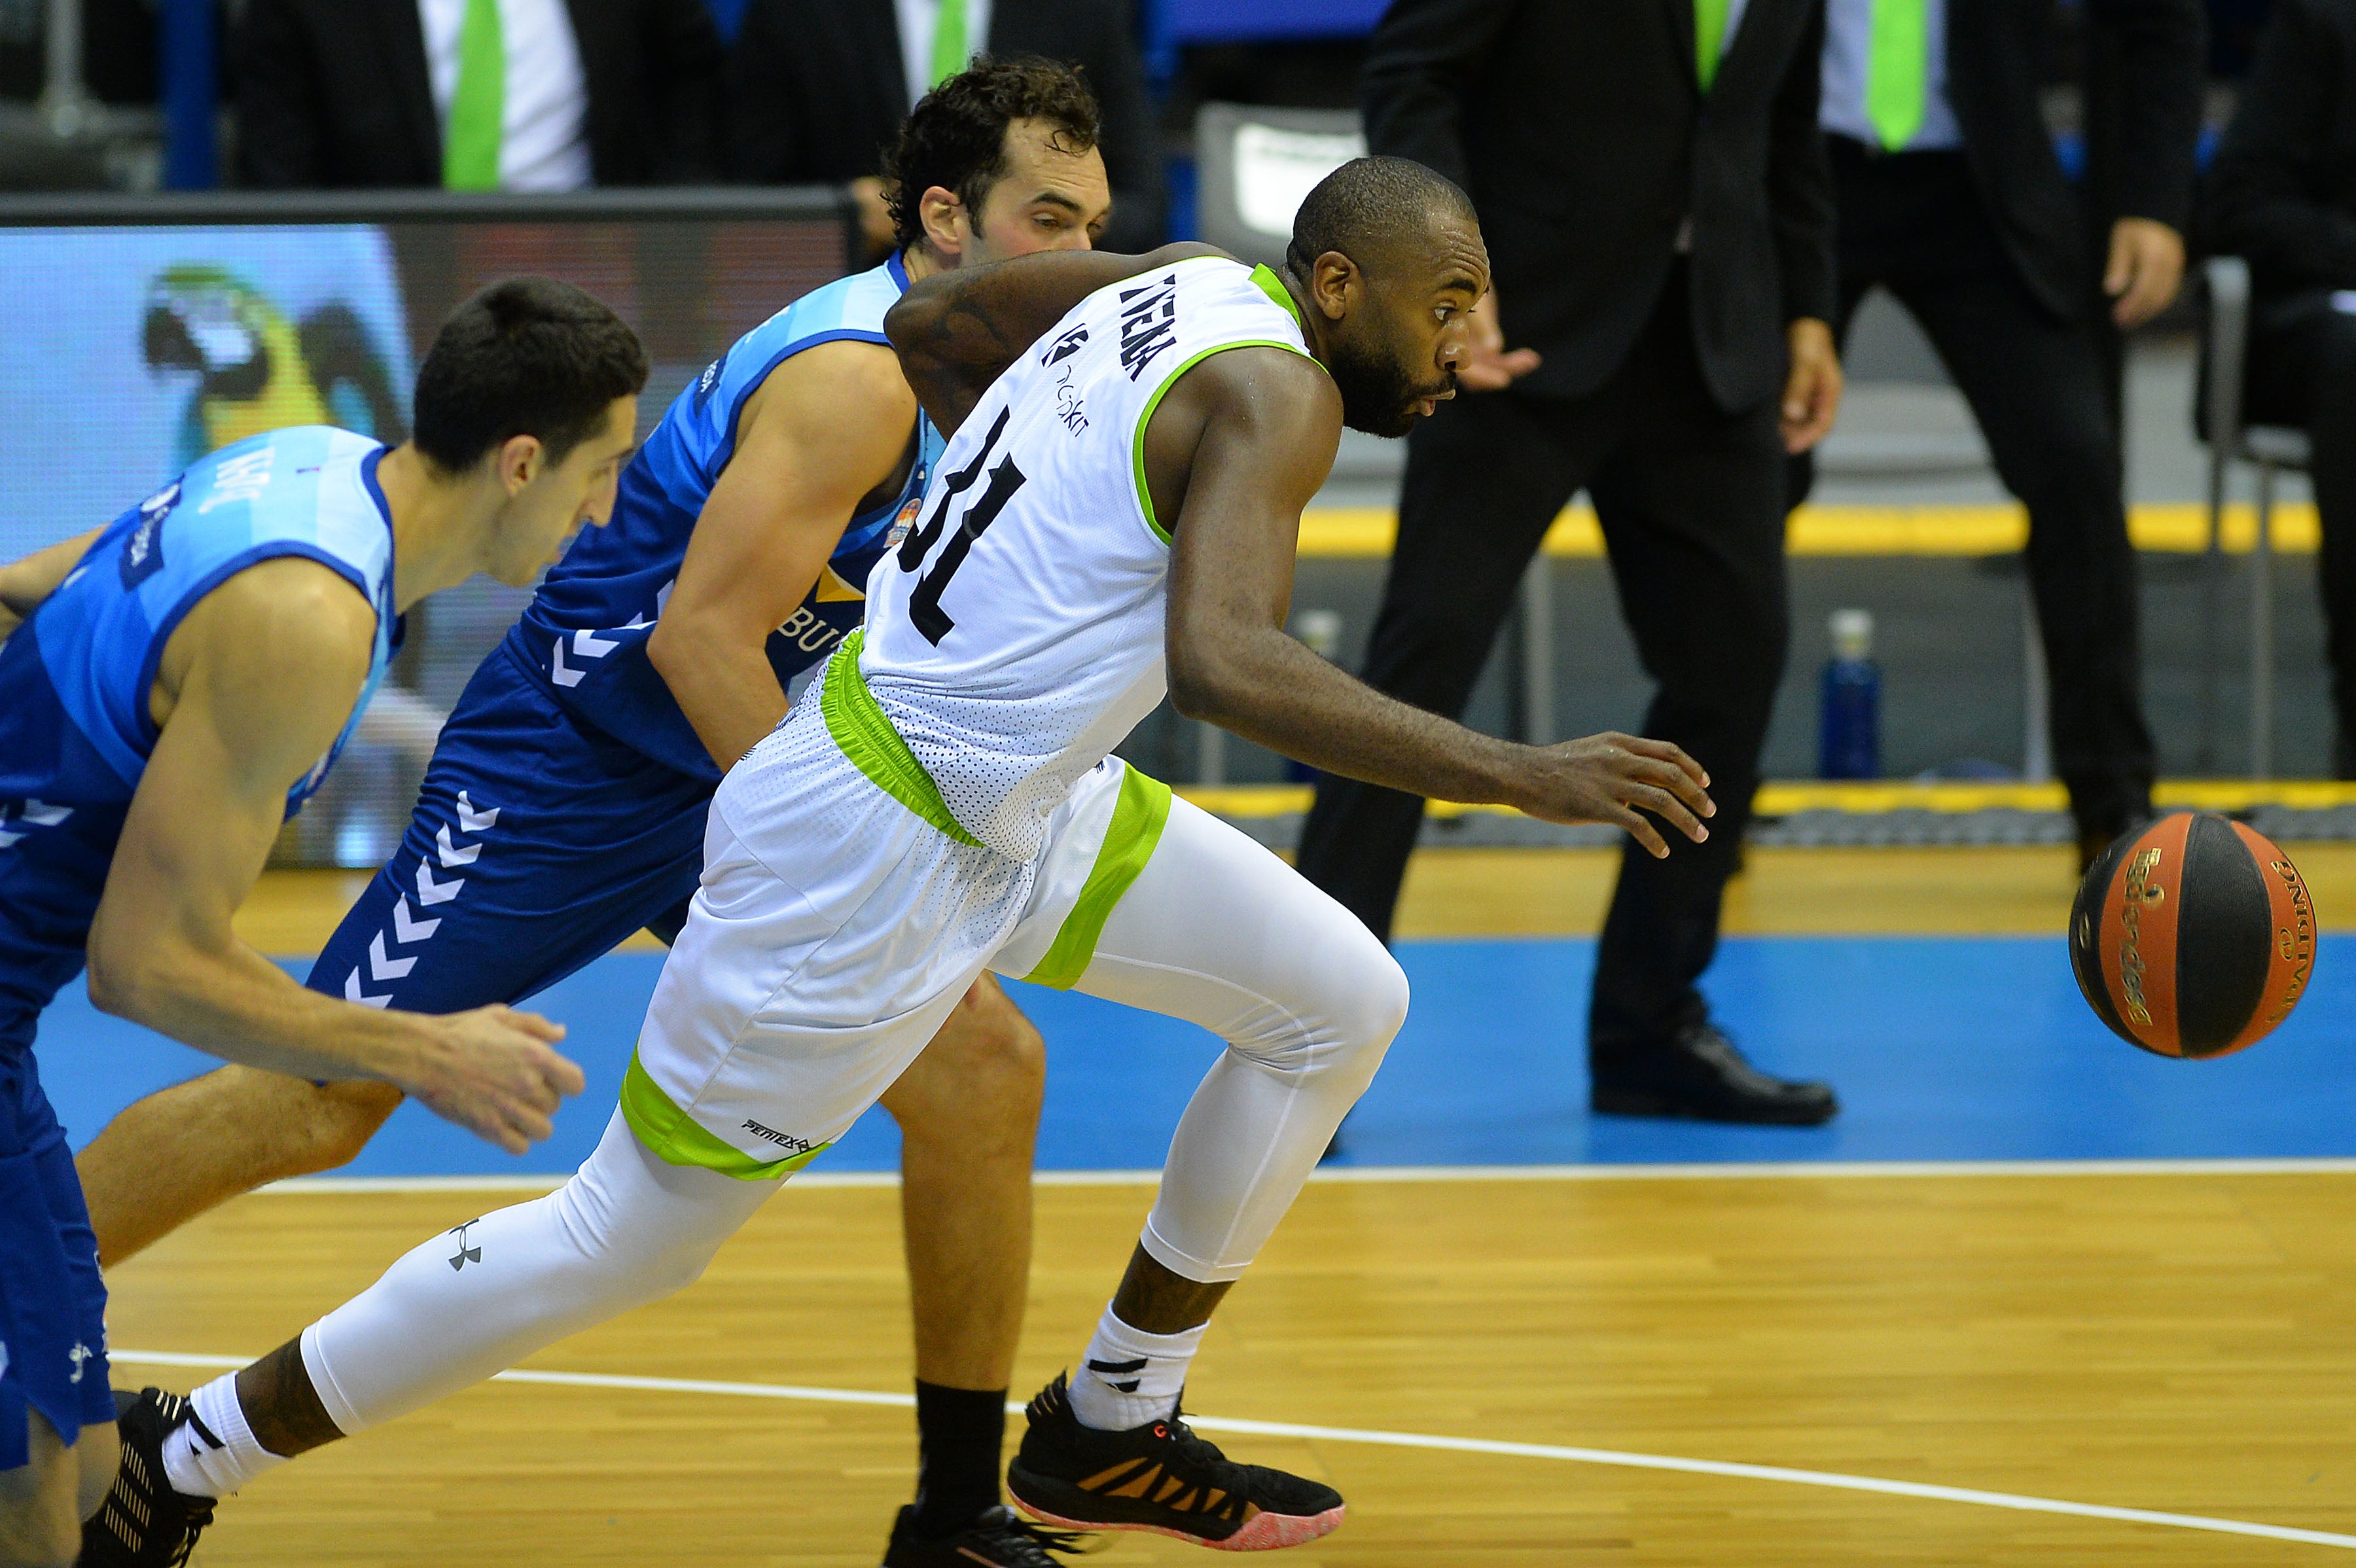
left=1819, top=608, right=1880, bottom=780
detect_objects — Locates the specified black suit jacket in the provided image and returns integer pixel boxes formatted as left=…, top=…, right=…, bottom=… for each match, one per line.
left=232, top=0, right=727, bottom=188
left=1362, top=0, right=1834, bottom=411
left=728, top=0, right=1165, bottom=253
left=1935, top=0, right=2205, bottom=319
left=2204, top=0, right=2356, bottom=301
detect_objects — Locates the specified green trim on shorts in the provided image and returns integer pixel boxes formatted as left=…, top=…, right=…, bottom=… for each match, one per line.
left=1131, top=340, right=1315, bottom=547
left=620, top=1048, right=830, bottom=1181
left=819, top=628, right=983, bottom=847
left=1022, top=764, right=1173, bottom=990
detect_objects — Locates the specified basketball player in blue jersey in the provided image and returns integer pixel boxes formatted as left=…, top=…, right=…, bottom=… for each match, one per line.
left=0, top=277, right=643, bottom=1568
left=75, top=60, right=1126, bottom=1568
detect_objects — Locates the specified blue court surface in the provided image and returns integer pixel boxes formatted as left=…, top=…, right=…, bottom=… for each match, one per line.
left=33, top=934, right=2356, bottom=1176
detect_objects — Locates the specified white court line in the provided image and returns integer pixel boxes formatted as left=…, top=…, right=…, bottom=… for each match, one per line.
left=262, top=1156, right=2356, bottom=1194
left=110, top=1349, right=2356, bottom=1552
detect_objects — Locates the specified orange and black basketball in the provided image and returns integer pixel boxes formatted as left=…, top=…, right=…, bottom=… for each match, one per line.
left=2069, top=812, right=2316, bottom=1058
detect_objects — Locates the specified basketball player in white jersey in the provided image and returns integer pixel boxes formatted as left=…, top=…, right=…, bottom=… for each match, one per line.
left=81, top=64, right=1119, bottom=1568
left=115, top=158, right=1713, bottom=1556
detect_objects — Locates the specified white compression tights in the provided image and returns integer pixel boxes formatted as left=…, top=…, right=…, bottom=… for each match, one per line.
left=302, top=1111, right=777, bottom=1435
left=302, top=798, right=1406, bottom=1436
left=1060, top=796, right=1408, bottom=1283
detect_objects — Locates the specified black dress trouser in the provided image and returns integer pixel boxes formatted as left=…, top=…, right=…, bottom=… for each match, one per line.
left=1294, top=269, right=1791, bottom=1065
left=1819, top=137, right=2156, bottom=836
left=2246, top=290, right=2356, bottom=775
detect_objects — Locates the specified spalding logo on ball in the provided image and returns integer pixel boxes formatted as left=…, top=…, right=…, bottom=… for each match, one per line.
left=2069, top=811, right=2315, bottom=1058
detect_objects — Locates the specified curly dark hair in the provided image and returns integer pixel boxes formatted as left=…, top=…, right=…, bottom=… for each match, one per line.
left=882, top=56, right=1101, bottom=252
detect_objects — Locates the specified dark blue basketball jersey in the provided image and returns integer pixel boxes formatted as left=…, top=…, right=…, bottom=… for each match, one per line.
left=513, top=255, right=946, bottom=781
left=0, top=426, right=399, bottom=1054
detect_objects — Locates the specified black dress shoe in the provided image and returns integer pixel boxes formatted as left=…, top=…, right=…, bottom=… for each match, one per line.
left=1591, top=1020, right=1838, bottom=1126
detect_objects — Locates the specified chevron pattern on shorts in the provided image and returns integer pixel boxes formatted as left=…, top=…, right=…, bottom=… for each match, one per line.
left=348, top=793, right=497, bottom=1006
left=0, top=798, right=72, bottom=849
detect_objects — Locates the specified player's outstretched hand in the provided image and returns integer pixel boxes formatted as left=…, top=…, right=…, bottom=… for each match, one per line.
left=1521, top=732, right=1715, bottom=857
left=406, top=1005, right=585, bottom=1154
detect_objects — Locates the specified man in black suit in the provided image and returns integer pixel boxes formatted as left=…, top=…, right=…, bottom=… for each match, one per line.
left=1296, top=0, right=1847, bottom=1124
left=729, top=0, right=1164, bottom=255
left=1796, top=0, right=2202, bottom=861
left=2207, top=0, right=2356, bottom=774
left=232, top=0, right=726, bottom=189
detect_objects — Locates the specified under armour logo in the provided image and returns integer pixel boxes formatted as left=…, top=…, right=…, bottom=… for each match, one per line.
left=67, top=1343, right=92, bottom=1384
left=448, top=1219, right=483, bottom=1271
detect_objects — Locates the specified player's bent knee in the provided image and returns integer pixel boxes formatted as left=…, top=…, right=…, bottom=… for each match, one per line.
left=884, top=979, right=1047, bottom=1143
left=618, top=1238, right=721, bottom=1303
left=622, top=1205, right=738, bottom=1298
left=1325, top=924, right=1410, bottom=1053
left=1364, top=949, right=1412, bottom=1046
left=948, top=977, right=1048, bottom=1084
left=1334, top=948, right=1410, bottom=1086
left=554, top=1156, right=740, bottom=1306
left=296, top=1080, right=407, bottom=1173
left=181, top=1067, right=405, bottom=1183
left=1230, top=929, right=1406, bottom=1088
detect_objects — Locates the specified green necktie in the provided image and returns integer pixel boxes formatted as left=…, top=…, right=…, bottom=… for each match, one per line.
left=927, top=0, right=969, bottom=90
left=1695, top=0, right=1730, bottom=89
left=1865, top=0, right=1929, bottom=151
left=443, top=0, right=505, bottom=191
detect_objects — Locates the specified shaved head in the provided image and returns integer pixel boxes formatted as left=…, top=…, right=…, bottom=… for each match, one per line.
left=1281, top=156, right=1489, bottom=437
left=1287, top=156, right=1478, bottom=278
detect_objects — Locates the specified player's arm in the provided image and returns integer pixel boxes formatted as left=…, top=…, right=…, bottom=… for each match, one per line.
left=1160, top=351, right=1716, bottom=857
left=885, top=242, right=1228, bottom=436
left=83, top=558, right=585, bottom=1152
left=0, top=526, right=102, bottom=641
left=645, top=341, right=919, bottom=772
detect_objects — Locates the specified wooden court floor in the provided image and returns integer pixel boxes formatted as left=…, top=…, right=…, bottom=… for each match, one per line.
left=110, top=846, right=2356, bottom=1563
left=108, top=1169, right=2356, bottom=1565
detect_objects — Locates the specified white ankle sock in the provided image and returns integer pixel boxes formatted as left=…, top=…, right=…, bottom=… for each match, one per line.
left=160, top=1374, right=290, bottom=1499
left=1066, top=1306, right=1207, bottom=1432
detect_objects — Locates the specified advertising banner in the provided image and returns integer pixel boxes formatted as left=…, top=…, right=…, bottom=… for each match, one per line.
left=0, top=225, right=410, bottom=563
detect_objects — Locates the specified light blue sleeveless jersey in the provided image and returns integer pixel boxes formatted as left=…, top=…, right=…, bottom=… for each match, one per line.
left=514, top=254, right=946, bottom=781
left=0, top=425, right=398, bottom=1055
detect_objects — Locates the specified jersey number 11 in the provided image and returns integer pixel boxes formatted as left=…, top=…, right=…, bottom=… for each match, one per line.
left=897, top=406, right=1027, bottom=645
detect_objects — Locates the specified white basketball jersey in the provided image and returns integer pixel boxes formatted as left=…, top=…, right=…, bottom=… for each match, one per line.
left=856, top=256, right=1316, bottom=858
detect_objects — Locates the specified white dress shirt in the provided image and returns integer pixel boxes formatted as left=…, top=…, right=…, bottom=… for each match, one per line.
left=1709, top=0, right=1753, bottom=71
left=419, top=0, right=596, bottom=191
left=1819, top=0, right=1965, bottom=152
left=895, top=0, right=997, bottom=109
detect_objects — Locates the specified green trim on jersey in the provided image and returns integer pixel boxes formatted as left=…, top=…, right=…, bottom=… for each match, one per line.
left=1132, top=340, right=1313, bottom=546
left=1248, top=263, right=1306, bottom=332
left=821, top=629, right=985, bottom=847
left=620, top=1049, right=831, bottom=1180
left=1021, top=764, right=1173, bottom=989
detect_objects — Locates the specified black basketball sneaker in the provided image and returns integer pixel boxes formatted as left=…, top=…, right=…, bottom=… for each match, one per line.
left=1006, top=1375, right=1344, bottom=1551
left=880, top=1503, right=1088, bottom=1567
left=80, top=1387, right=218, bottom=1567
